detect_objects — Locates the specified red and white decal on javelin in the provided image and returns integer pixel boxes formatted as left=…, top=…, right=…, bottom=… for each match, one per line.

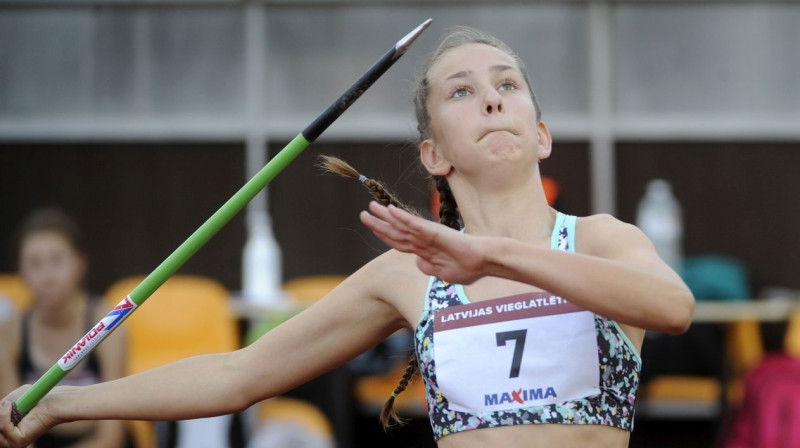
left=58, top=296, right=138, bottom=371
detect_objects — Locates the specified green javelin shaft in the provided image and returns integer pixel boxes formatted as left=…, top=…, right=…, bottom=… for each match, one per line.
left=12, top=18, right=432, bottom=424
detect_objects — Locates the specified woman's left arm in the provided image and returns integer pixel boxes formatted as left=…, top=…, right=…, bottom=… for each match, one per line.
left=0, top=311, right=20, bottom=398
left=361, top=202, right=694, bottom=335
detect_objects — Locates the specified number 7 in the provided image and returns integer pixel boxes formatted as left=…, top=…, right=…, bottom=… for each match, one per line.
left=496, top=329, right=528, bottom=378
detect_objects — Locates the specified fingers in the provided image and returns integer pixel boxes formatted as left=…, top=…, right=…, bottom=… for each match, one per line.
left=366, top=200, right=393, bottom=220
left=0, top=399, right=17, bottom=448
left=385, top=203, right=423, bottom=228
left=362, top=202, right=451, bottom=263
left=362, top=203, right=416, bottom=243
left=0, top=395, right=37, bottom=448
left=359, top=211, right=414, bottom=253
left=0, top=400, right=7, bottom=448
left=368, top=202, right=440, bottom=242
left=366, top=202, right=411, bottom=234
left=368, top=202, right=430, bottom=233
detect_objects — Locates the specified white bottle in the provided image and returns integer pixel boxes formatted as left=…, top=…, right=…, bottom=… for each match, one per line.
left=242, top=210, right=283, bottom=306
left=636, top=179, right=683, bottom=273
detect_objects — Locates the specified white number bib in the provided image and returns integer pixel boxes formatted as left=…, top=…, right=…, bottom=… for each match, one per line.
left=433, top=292, right=601, bottom=413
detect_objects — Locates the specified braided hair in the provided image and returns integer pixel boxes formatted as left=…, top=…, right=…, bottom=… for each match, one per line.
left=319, top=155, right=424, bottom=429
left=318, top=155, right=413, bottom=214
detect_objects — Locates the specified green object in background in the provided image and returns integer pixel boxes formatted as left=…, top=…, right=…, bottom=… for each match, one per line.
left=244, top=310, right=299, bottom=347
left=11, top=18, right=433, bottom=425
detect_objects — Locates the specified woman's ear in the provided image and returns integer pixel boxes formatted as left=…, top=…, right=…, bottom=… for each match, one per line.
left=536, top=121, right=553, bottom=161
left=420, top=139, right=452, bottom=176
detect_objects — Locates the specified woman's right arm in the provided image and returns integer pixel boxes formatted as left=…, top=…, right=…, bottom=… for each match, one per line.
left=0, top=256, right=406, bottom=447
left=0, top=307, right=20, bottom=397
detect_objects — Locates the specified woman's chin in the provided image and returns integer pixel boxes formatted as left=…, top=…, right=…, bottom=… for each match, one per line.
left=34, top=292, right=70, bottom=310
left=487, top=146, right=535, bottom=167
left=482, top=135, right=535, bottom=161
left=482, top=131, right=518, bottom=150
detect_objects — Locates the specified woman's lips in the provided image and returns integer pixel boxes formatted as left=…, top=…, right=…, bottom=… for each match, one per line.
left=479, top=128, right=518, bottom=141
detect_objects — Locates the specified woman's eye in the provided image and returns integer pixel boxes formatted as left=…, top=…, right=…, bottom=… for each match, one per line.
left=451, top=86, right=471, bottom=98
left=499, top=80, right=518, bottom=91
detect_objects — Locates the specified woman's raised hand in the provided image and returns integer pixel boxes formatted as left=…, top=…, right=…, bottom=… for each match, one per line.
left=0, top=386, right=59, bottom=448
left=360, top=201, right=488, bottom=285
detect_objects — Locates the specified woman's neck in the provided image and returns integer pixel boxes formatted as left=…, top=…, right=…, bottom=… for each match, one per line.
left=33, top=290, right=87, bottom=328
left=450, top=172, right=556, bottom=242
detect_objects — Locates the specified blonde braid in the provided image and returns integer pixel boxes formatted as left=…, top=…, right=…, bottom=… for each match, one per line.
left=318, top=154, right=422, bottom=430
left=318, top=155, right=413, bottom=212
left=379, top=355, right=419, bottom=429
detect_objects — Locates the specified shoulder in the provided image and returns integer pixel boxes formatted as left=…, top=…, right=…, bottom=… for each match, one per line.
left=354, top=248, right=425, bottom=283
left=349, top=249, right=430, bottom=327
left=0, top=301, right=21, bottom=361
left=575, top=213, right=655, bottom=259
left=0, top=301, right=22, bottom=393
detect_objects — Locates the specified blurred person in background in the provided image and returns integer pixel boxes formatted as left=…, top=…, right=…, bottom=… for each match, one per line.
left=0, top=208, right=127, bottom=448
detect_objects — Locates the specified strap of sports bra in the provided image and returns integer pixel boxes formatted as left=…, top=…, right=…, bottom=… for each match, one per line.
left=18, top=312, right=33, bottom=381
left=83, top=298, right=102, bottom=373
left=550, top=212, right=576, bottom=253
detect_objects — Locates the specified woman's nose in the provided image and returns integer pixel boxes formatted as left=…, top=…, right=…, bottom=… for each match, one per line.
left=484, top=89, right=503, bottom=115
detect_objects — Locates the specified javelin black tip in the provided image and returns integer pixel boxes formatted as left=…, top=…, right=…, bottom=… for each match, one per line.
left=394, top=18, right=433, bottom=58
left=302, top=19, right=433, bottom=142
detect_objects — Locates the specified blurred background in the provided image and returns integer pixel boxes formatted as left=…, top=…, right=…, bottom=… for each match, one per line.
left=1, top=1, right=799, bottom=447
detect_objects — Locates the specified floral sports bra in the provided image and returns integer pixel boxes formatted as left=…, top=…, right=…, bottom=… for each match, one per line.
left=413, top=212, right=641, bottom=440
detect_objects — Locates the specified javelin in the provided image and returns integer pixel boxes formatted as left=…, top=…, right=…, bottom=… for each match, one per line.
left=12, top=18, right=433, bottom=425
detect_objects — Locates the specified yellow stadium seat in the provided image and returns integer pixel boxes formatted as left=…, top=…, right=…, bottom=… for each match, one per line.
left=725, top=319, right=765, bottom=403
left=282, top=275, right=347, bottom=307
left=727, top=320, right=765, bottom=374
left=0, top=274, right=32, bottom=312
left=104, top=275, right=239, bottom=448
left=104, top=275, right=238, bottom=374
left=641, top=375, right=722, bottom=402
left=785, top=309, right=800, bottom=358
left=354, top=358, right=427, bottom=417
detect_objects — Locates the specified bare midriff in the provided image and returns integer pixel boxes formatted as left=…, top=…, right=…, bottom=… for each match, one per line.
left=437, top=423, right=631, bottom=448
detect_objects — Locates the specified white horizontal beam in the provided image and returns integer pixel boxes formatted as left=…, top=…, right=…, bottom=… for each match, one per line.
left=0, top=118, right=245, bottom=143
left=614, top=115, right=800, bottom=141
left=2, top=114, right=799, bottom=143
left=0, top=0, right=789, bottom=7
left=0, top=115, right=591, bottom=143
